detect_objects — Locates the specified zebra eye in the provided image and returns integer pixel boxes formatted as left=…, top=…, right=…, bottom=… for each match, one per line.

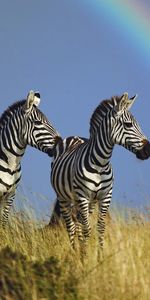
left=34, top=120, right=42, bottom=125
left=124, top=122, right=133, bottom=128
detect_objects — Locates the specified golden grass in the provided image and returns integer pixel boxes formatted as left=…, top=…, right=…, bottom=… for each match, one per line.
left=0, top=210, right=149, bottom=300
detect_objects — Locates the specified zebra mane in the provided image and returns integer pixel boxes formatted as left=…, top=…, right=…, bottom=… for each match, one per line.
left=0, top=99, right=50, bottom=132
left=0, top=100, right=26, bottom=128
left=0, top=99, right=51, bottom=126
left=90, top=96, right=121, bottom=135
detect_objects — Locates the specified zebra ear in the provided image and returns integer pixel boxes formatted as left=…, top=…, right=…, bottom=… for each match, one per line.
left=23, top=90, right=41, bottom=111
left=117, top=93, right=137, bottom=112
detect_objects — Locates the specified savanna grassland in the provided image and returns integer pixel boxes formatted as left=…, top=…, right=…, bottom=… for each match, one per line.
left=0, top=208, right=150, bottom=300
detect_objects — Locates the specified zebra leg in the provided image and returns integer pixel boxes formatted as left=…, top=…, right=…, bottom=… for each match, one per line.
left=76, top=199, right=94, bottom=242
left=78, top=197, right=91, bottom=240
left=97, top=189, right=112, bottom=247
left=1, top=191, right=15, bottom=228
left=76, top=211, right=84, bottom=242
left=0, top=196, right=4, bottom=222
left=59, top=199, right=76, bottom=246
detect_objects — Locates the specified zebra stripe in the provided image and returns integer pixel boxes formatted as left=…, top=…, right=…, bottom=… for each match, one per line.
left=0, top=90, right=60, bottom=226
left=51, top=93, right=150, bottom=247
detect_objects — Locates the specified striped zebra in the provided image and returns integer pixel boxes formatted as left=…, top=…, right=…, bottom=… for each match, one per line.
left=0, top=90, right=60, bottom=226
left=49, top=135, right=100, bottom=226
left=51, top=93, right=150, bottom=246
left=50, top=136, right=87, bottom=225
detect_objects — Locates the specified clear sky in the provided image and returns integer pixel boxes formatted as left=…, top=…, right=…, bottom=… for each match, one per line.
left=0, top=0, right=150, bottom=220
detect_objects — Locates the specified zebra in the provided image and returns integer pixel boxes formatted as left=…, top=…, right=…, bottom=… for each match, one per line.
left=49, top=136, right=102, bottom=225
left=0, top=90, right=60, bottom=226
left=49, top=136, right=87, bottom=225
left=51, top=93, right=150, bottom=247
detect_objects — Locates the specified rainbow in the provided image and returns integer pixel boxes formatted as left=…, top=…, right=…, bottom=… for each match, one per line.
left=84, top=0, right=150, bottom=65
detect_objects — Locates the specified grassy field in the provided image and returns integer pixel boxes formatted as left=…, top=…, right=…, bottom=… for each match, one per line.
left=0, top=209, right=149, bottom=300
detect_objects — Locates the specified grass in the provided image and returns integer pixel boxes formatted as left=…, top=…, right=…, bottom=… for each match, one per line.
left=0, top=208, right=150, bottom=300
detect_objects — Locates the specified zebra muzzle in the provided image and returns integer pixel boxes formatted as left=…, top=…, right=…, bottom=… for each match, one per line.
left=136, top=141, right=150, bottom=160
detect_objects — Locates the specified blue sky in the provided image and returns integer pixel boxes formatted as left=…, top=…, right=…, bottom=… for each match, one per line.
left=0, top=0, right=150, bottom=220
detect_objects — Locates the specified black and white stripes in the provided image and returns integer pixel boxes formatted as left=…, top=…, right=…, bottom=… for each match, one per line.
left=51, top=93, right=150, bottom=246
left=0, top=91, right=60, bottom=226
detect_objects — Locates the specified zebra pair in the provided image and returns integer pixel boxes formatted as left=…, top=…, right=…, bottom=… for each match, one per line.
left=0, top=91, right=150, bottom=248
left=51, top=93, right=150, bottom=247
left=0, top=90, right=61, bottom=226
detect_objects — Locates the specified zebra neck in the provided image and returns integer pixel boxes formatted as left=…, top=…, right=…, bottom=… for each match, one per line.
left=0, top=127, right=26, bottom=170
left=88, top=132, right=113, bottom=169
left=0, top=147, right=25, bottom=170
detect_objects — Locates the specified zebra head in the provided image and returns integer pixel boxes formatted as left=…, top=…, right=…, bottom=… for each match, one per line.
left=111, top=93, right=150, bottom=160
left=23, top=91, right=60, bottom=156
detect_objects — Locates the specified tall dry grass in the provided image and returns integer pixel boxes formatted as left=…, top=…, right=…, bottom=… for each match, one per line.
left=0, top=208, right=149, bottom=300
